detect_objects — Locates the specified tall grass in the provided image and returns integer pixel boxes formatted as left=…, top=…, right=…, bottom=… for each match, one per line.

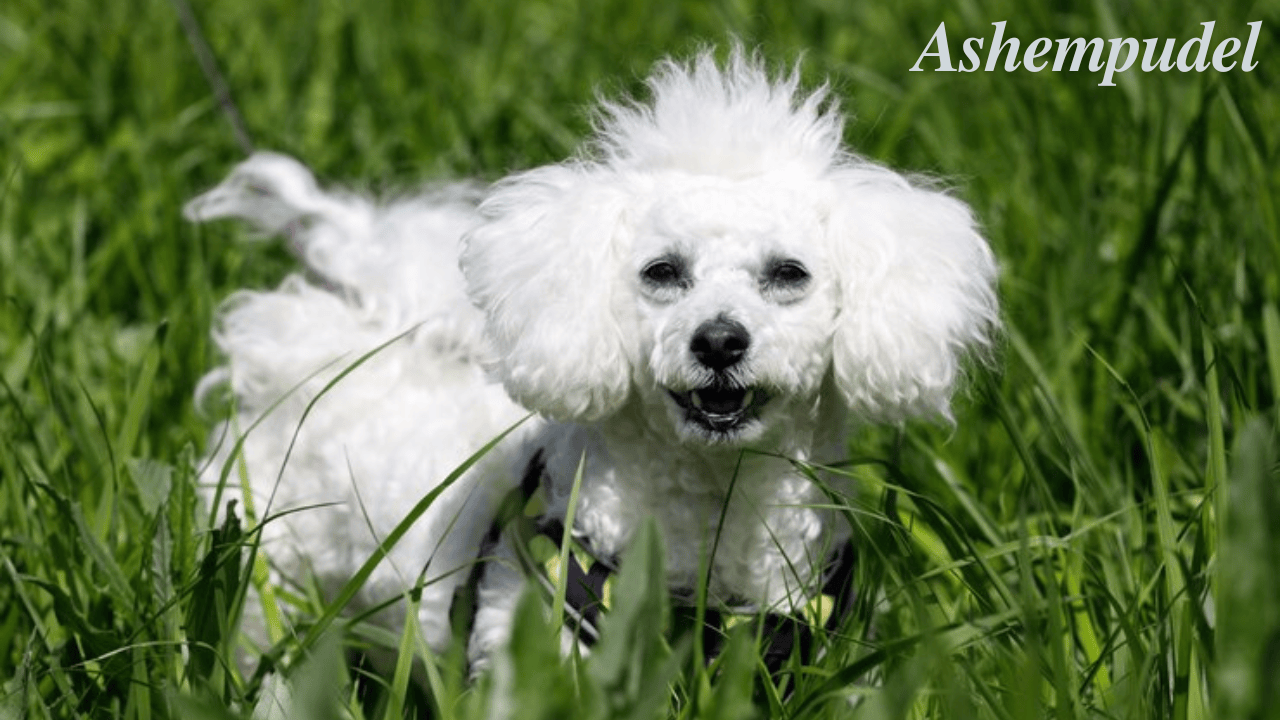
left=2, top=0, right=1277, bottom=717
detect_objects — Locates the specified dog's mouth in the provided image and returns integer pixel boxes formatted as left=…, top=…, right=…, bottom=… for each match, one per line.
left=666, top=384, right=770, bottom=435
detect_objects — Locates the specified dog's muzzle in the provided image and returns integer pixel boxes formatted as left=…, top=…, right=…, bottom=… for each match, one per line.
left=668, top=317, right=770, bottom=435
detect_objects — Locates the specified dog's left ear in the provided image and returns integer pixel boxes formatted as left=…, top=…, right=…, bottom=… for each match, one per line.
left=461, top=164, right=634, bottom=421
left=823, top=167, right=999, bottom=423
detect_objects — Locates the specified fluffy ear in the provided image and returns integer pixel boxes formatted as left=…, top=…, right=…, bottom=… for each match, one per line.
left=461, top=164, right=634, bottom=421
left=825, top=166, right=999, bottom=423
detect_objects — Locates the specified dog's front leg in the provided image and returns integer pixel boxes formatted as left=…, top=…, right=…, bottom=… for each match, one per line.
left=466, top=536, right=525, bottom=675
left=465, top=531, right=594, bottom=677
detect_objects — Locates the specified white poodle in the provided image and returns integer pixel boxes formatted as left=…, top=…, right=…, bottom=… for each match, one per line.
left=187, top=48, right=998, bottom=673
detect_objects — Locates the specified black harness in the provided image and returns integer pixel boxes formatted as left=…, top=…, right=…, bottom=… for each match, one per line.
left=457, top=452, right=857, bottom=675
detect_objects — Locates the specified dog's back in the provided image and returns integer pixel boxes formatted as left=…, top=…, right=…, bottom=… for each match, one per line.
left=187, top=153, right=532, bottom=654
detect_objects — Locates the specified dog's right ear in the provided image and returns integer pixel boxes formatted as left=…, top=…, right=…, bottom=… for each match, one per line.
left=461, top=164, right=634, bottom=421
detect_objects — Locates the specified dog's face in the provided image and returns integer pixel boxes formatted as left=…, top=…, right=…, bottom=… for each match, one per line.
left=462, top=52, right=998, bottom=433
left=628, top=179, right=837, bottom=444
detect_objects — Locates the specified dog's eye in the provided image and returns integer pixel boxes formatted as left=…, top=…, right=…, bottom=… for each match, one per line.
left=764, top=259, right=810, bottom=289
left=640, top=257, right=688, bottom=289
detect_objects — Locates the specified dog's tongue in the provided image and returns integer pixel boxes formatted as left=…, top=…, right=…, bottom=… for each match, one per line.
left=693, top=387, right=750, bottom=415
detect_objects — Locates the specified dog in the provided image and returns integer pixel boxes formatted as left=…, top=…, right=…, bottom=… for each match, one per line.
left=187, top=47, right=998, bottom=674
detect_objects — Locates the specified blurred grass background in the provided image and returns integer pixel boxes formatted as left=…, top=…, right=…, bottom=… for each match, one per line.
left=2, top=0, right=1278, bottom=717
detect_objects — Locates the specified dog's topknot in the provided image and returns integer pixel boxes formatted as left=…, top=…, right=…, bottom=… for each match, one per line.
left=592, top=47, right=845, bottom=178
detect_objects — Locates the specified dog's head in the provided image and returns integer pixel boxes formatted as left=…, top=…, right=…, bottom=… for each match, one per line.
left=462, top=49, right=998, bottom=445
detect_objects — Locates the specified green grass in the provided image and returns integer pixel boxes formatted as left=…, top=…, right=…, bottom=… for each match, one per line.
left=2, top=0, right=1277, bottom=717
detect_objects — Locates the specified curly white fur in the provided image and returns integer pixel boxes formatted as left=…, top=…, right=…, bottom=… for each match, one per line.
left=189, top=48, right=998, bottom=671
left=186, top=154, right=533, bottom=656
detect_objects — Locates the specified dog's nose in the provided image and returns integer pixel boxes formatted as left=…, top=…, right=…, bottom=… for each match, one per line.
left=691, top=317, right=750, bottom=370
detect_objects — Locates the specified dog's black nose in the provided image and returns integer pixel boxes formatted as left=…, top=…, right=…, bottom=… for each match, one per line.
left=691, top=317, right=750, bottom=370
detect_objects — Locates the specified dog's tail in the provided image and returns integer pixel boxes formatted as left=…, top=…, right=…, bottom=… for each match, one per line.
left=185, top=152, right=484, bottom=336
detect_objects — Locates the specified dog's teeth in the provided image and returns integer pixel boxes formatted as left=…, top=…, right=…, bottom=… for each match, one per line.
left=690, top=391, right=703, bottom=409
left=742, top=389, right=754, bottom=407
